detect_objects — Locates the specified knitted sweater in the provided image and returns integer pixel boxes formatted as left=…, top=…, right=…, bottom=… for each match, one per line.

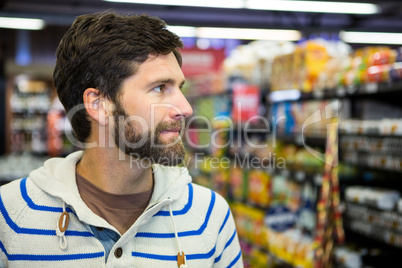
left=0, top=151, right=243, bottom=267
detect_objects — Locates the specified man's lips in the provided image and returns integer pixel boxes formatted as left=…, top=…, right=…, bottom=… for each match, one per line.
left=160, top=127, right=181, bottom=133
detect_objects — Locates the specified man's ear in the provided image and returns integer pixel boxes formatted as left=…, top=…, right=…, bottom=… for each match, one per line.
left=83, top=88, right=109, bottom=126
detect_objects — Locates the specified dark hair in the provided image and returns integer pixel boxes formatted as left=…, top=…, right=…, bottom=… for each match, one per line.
left=53, top=12, right=183, bottom=143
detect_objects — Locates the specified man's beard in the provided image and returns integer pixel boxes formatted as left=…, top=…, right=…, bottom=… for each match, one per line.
left=113, top=103, right=185, bottom=166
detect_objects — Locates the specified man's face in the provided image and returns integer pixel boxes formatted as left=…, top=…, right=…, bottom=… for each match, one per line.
left=112, top=52, right=193, bottom=166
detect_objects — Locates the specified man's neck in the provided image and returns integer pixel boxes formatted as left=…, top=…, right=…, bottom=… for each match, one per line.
left=76, top=147, right=153, bottom=195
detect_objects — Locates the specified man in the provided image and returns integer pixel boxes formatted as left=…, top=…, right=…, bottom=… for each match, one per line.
left=0, top=12, right=242, bottom=267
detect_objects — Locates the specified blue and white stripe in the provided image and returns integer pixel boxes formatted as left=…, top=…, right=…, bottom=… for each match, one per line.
left=0, top=153, right=243, bottom=267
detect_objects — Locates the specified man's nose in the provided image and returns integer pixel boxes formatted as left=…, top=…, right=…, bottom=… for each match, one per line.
left=170, top=90, right=193, bottom=120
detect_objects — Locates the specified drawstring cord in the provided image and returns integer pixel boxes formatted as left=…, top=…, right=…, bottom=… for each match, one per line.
left=56, top=202, right=69, bottom=250
left=168, top=203, right=187, bottom=268
left=54, top=200, right=186, bottom=263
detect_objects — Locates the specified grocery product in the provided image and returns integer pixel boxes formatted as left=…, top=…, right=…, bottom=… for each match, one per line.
left=211, top=168, right=229, bottom=197
left=271, top=34, right=352, bottom=92
left=304, top=36, right=331, bottom=92
left=333, top=247, right=362, bottom=268
left=229, top=165, right=248, bottom=202
left=231, top=203, right=267, bottom=247
left=266, top=228, right=314, bottom=268
left=248, top=169, right=271, bottom=207
left=232, top=83, right=260, bottom=123
left=271, top=99, right=340, bottom=138
left=224, top=40, right=295, bottom=89
left=345, top=186, right=400, bottom=211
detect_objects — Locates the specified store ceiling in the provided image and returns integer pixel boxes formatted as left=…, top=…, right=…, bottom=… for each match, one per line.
left=1, top=0, right=402, bottom=33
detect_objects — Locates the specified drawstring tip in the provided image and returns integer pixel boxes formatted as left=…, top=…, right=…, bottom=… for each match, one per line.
left=169, top=203, right=187, bottom=268
left=56, top=203, right=69, bottom=250
left=177, top=252, right=187, bottom=268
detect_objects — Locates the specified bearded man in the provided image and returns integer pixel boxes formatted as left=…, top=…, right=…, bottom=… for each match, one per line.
left=0, top=12, right=242, bottom=268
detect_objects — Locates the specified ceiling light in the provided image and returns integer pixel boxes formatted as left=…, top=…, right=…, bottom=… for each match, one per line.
left=197, top=27, right=301, bottom=41
left=168, top=25, right=301, bottom=41
left=167, top=26, right=197, bottom=37
left=104, top=0, right=245, bottom=9
left=340, top=31, right=402, bottom=45
left=0, top=17, right=45, bottom=30
left=104, top=0, right=379, bottom=14
left=246, top=0, right=379, bottom=14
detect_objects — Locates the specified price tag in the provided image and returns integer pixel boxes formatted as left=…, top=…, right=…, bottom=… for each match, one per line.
left=336, top=87, right=346, bottom=97
left=314, top=174, right=323, bottom=185
left=281, top=169, right=290, bottom=178
left=295, top=171, right=305, bottom=182
left=365, top=83, right=378, bottom=93
left=313, top=90, right=324, bottom=99
left=347, top=85, right=357, bottom=94
left=295, top=134, right=303, bottom=145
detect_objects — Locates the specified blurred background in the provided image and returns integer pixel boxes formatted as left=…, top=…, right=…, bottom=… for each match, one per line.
left=0, top=1, right=402, bottom=267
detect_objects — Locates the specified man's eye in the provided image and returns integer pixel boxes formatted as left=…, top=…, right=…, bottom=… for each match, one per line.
left=153, top=85, right=165, bottom=93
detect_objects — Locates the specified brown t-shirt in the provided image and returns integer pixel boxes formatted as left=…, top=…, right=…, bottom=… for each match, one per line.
left=76, top=172, right=153, bottom=235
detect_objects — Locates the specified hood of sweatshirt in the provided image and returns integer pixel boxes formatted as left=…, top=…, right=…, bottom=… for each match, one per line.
left=28, top=150, right=192, bottom=230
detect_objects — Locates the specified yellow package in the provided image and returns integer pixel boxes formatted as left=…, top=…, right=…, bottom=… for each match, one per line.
left=304, top=39, right=330, bottom=92
left=248, top=169, right=271, bottom=207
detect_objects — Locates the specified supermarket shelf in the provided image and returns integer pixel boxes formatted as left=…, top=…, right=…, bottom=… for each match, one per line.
left=341, top=148, right=402, bottom=157
left=340, top=134, right=402, bottom=156
left=268, top=81, right=402, bottom=103
left=345, top=202, right=402, bottom=228
left=276, top=133, right=327, bottom=147
left=11, top=128, right=46, bottom=133
left=226, top=153, right=281, bottom=172
left=0, top=153, right=49, bottom=184
left=339, top=166, right=402, bottom=184
left=12, top=109, right=49, bottom=114
left=186, top=87, right=271, bottom=101
left=269, top=255, right=294, bottom=268
left=342, top=228, right=402, bottom=268
left=187, top=118, right=271, bottom=134
left=225, top=153, right=324, bottom=178
left=339, top=132, right=402, bottom=138
left=344, top=219, right=402, bottom=250
left=239, top=238, right=295, bottom=268
left=235, top=200, right=270, bottom=211
left=275, top=168, right=323, bottom=185
left=341, top=162, right=402, bottom=174
left=235, top=122, right=271, bottom=133
left=341, top=152, right=401, bottom=173
left=186, top=150, right=323, bottom=184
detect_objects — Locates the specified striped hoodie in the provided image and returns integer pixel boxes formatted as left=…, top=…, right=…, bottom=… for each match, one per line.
left=0, top=151, right=243, bottom=267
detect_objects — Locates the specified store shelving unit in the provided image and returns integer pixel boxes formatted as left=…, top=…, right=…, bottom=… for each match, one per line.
left=8, top=78, right=52, bottom=154
left=338, top=83, right=402, bottom=268
left=269, top=79, right=402, bottom=267
left=0, top=77, right=51, bottom=182
left=0, top=76, right=77, bottom=183
left=183, top=37, right=399, bottom=268
left=184, top=70, right=325, bottom=267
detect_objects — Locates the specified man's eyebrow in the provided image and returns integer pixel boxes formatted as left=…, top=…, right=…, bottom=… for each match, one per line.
left=146, top=78, right=186, bottom=88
